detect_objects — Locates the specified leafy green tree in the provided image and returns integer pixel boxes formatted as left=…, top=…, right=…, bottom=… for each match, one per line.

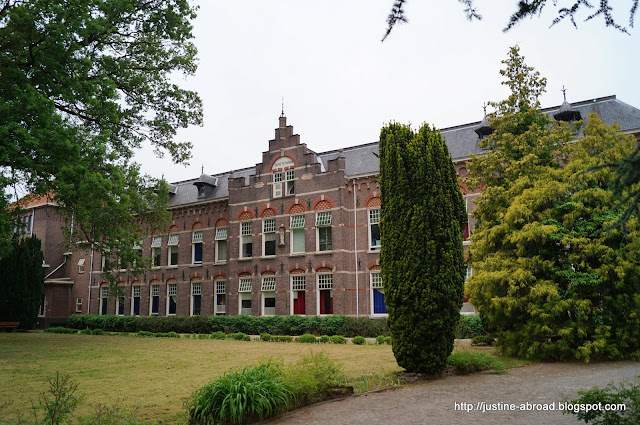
left=0, top=235, right=45, bottom=329
left=379, top=122, right=467, bottom=374
left=466, top=47, right=640, bottom=361
left=0, top=0, right=202, bottom=270
left=383, top=0, right=638, bottom=41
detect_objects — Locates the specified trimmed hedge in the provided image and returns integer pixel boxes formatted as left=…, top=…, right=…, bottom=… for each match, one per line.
left=65, top=314, right=479, bottom=339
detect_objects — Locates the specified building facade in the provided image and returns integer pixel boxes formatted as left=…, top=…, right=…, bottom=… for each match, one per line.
left=23, top=95, right=640, bottom=326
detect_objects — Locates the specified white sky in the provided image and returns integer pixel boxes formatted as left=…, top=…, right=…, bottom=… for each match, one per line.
left=134, top=0, right=640, bottom=183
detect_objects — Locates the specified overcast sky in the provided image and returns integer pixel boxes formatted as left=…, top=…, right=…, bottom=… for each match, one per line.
left=134, top=0, right=640, bottom=183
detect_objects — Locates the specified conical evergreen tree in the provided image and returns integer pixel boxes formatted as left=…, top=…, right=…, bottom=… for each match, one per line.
left=380, top=123, right=467, bottom=374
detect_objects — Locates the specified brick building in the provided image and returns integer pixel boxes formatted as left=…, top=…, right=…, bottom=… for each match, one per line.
left=22, top=95, right=640, bottom=326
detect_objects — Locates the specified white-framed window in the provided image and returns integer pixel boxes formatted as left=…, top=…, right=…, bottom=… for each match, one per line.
left=466, top=267, right=473, bottom=281
left=316, top=211, right=332, bottom=251
left=191, top=282, right=202, bottom=316
left=285, top=170, right=295, bottom=195
left=368, top=208, right=381, bottom=251
left=100, top=286, right=109, bottom=315
left=151, top=236, right=162, bottom=267
left=75, top=297, right=82, bottom=313
left=115, top=287, right=125, bottom=316
left=240, top=221, right=252, bottom=258
left=290, top=215, right=305, bottom=254
left=261, top=277, right=276, bottom=316
left=317, top=274, right=333, bottom=315
left=215, top=280, right=226, bottom=315
left=239, top=278, right=252, bottom=315
left=273, top=172, right=283, bottom=198
left=131, top=285, right=141, bottom=316
left=215, top=227, right=227, bottom=263
left=101, top=250, right=113, bottom=272
left=262, top=218, right=276, bottom=256
left=370, top=272, right=387, bottom=316
left=168, top=234, right=179, bottom=266
left=150, top=284, right=160, bottom=316
left=133, top=240, right=142, bottom=268
left=192, top=231, right=203, bottom=264
left=78, top=258, right=85, bottom=274
left=167, top=283, right=177, bottom=315
left=291, top=275, right=306, bottom=315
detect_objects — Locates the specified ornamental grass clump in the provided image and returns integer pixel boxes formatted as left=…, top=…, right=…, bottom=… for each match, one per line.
left=187, top=362, right=294, bottom=425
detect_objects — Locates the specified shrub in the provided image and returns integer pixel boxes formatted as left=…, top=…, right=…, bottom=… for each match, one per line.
left=563, top=377, right=639, bottom=424
left=376, top=335, right=392, bottom=345
left=446, top=352, right=504, bottom=374
left=296, top=334, right=317, bottom=344
left=155, top=331, right=179, bottom=338
left=337, top=317, right=389, bottom=338
left=329, top=335, right=345, bottom=344
left=352, top=336, right=366, bottom=345
left=136, top=331, right=154, bottom=338
left=91, top=329, right=103, bottom=335
left=271, top=335, right=293, bottom=343
left=455, top=315, right=484, bottom=339
left=260, top=333, right=271, bottom=342
left=187, top=363, right=294, bottom=424
left=79, top=329, right=92, bottom=335
left=471, top=335, right=494, bottom=346
left=44, top=327, right=77, bottom=334
left=210, top=331, right=226, bottom=340
left=284, top=352, right=347, bottom=405
left=319, top=335, right=330, bottom=343
left=226, top=332, right=250, bottom=341
left=197, top=334, right=208, bottom=340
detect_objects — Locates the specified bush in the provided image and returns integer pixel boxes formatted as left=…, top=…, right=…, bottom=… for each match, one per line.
left=91, top=328, right=103, bottom=335
left=44, top=327, right=77, bottom=334
left=197, top=334, right=208, bottom=339
left=563, top=377, right=639, bottom=424
left=260, top=333, right=271, bottom=342
left=352, top=336, right=366, bottom=345
left=455, top=315, right=483, bottom=339
left=226, top=332, right=250, bottom=341
left=187, top=363, right=294, bottom=424
left=337, top=317, right=389, bottom=338
left=296, top=334, right=317, bottom=344
left=210, top=331, right=226, bottom=340
left=446, top=352, right=504, bottom=374
left=471, top=335, right=494, bottom=346
left=155, top=331, right=179, bottom=338
left=136, top=331, right=154, bottom=338
left=319, top=335, right=330, bottom=343
left=271, top=335, right=293, bottom=343
left=329, top=335, right=345, bottom=344
left=376, top=335, right=392, bottom=345
left=284, top=352, right=347, bottom=405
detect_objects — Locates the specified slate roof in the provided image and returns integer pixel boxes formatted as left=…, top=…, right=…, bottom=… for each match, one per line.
left=167, top=95, right=640, bottom=207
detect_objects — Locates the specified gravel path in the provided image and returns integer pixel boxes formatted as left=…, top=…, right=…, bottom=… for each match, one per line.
left=269, top=361, right=639, bottom=425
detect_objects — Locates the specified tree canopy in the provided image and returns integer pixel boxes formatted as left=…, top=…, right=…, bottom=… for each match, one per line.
left=466, top=47, right=640, bottom=361
left=0, top=0, right=202, bottom=268
left=379, top=122, right=467, bottom=373
left=383, top=0, right=638, bottom=40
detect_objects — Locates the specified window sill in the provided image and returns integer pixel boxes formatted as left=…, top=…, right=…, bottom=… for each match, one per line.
left=190, top=263, right=203, bottom=268
left=367, top=249, right=381, bottom=254
left=463, top=240, right=471, bottom=246
left=151, top=266, right=161, bottom=270
left=315, top=250, right=334, bottom=255
left=289, top=253, right=305, bottom=257
left=167, top=265, right=178, bottom=269
left=214, top=261, right=227, bottom=265
left=237, top=257, right=252, bottom=262
left=261, top=255, right=276, bottom=259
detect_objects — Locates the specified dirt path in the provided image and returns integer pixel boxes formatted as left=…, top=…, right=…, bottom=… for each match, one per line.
left=269, top=361, right=639, bottom=425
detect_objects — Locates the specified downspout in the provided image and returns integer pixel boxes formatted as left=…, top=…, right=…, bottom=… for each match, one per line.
left=87, top=244, right=94, bottom=315
left=353, top=179, right=359, bottom=318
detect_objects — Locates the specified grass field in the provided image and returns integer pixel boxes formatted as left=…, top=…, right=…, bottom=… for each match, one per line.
left=0, top=332, right=528, bottom=424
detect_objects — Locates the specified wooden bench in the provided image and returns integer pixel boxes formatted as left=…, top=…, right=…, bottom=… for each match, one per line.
left=0, top=321, right=20, bottom=330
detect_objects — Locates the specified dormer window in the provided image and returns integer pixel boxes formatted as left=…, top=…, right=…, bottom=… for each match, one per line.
left=193, top=174, right=218, bottom=199
left=272, top=156, right=295, bottom=198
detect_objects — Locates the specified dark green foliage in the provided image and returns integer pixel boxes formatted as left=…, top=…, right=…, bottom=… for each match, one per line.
left=455, top=315, right=484, bottom=339
left=260, top=333, right=271, bottom=341
left=319, top=335, right=330, bottom=343
left=270, top=335, right=293, bottom=342
left=329, top=335, right=346, bottom=344
left=0, top=236, right=45, bottom=330
left=564, top=377, right=639, bottom=424
left=136, top=331, right=154, bottom=338
left=44, top=327, right=78, bottom=334
left=226, top=332, right=250, bottom=341
left=446, top=352, right=504, bottom=374
left=65, top=315, right=388, bottom=337
left=379, top=122, right=467, bottom=374
left=296, top=334, right=317, bottom=343
left=376, top=335, right=392, bottom=345
left=210, top=331, right=226, bottom=340
left=352, top=336, right=366, bottom=345
left=284, top=352, right=347, bottom=405
left=187, top=363, right=294, bottom=425
left=471, top=335, right=495, bottom=346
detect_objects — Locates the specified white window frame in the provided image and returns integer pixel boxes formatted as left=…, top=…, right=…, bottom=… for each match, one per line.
left=290, top=275, right=306, bottom=315
left=238, top=278, right=253, bottom=315
left=77, top=258, right=85, bottom=274
left=262, top=218, right=276, bottom=257
left=316, top=273, right=333, bottom=315
left=100, top=286, right=109, bottom=315
left=315, top=211, right=332, bottom=252
left=191, top=282, right=202, bottom=316
left=75, top=297, right=82, bottom=313
left=240, top=221, right=252, bottom=258
left=131, top=285, right=141, bottom=316
left=466, top=267, right=473, bottom=281
left=290, top=215, right=305, bottom=254
left=192, top=230, right=203, bottom=264
left=115, top=287, right=125, bottom=316
left=370, top=272, right=387, bottom=317
left=285, top=169, right=295, bottom=195
left=151, top=237, right=162, bottom=268
left=167, top=283, right=178, bottom=315
left=168, top=234, right=179, bottom=266
left=368, top=208, right=381, bottom=251
left=214, top=227, right=228, bottom=264
left=149, top=284, right=160, bottom=316
left=261, top=277, right=276, bottom=316
left=273, top=171, right=283, bottom=198
left=132, top=240, right=142, bottom=268
left=215, top=280, right=226, bottom=314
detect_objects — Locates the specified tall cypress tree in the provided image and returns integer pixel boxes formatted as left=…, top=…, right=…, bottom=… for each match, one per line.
left=380, top=123, right=467, bottom=373
left=0, top=236, right=45, bottom=329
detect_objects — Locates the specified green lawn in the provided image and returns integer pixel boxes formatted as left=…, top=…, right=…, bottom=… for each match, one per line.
left=0, top=333, right=529, bottom=424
